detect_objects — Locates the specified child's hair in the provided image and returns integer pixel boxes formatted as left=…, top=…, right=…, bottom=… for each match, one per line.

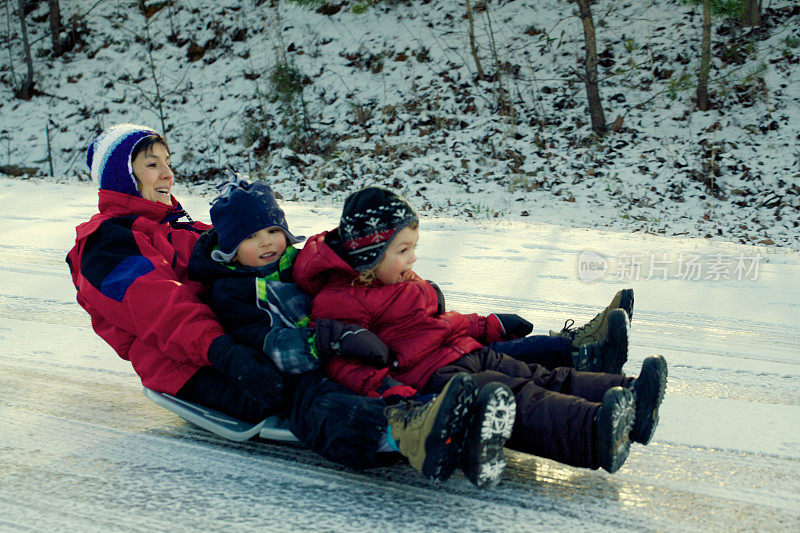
left=352, top=220, right=419, bottom=287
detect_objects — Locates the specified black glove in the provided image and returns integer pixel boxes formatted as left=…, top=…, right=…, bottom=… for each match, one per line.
left=207, top=335, right=288, bottom=412
left=314, top=319, right=390, bottom=367
left=427, top=280, right=446, bottom=315
left=492, top=313, right=533, bottom=338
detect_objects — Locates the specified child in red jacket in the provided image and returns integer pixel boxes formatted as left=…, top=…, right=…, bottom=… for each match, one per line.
left=294, top=186, right=668, bottom=477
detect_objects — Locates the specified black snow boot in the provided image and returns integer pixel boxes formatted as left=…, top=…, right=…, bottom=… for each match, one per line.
left=461, top=382, right=517, bottom=489
left=571, top=308, right=629, bottom=374
left=629, top=355, right=668, bottom=444
left=593, top=386, right=636, bottom=474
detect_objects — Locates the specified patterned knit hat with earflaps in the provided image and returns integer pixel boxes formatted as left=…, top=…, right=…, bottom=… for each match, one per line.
left=86, top=123, right=160, bottom=197
left=338, top=186, right=419, bottom=272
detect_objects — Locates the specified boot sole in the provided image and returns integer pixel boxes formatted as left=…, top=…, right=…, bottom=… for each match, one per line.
left=422, top=374, right=479, bottom=483
left=462, top=383, right=516, bottom=489
left=631, top=355, right=668, bottom=444
left=602, top=309, right=629, bottom=374
left=618, top=288, right=634, bottom=322
left=595, top=387, right=635, bottom=474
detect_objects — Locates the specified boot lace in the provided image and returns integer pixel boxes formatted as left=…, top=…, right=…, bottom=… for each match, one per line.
left=391, top=398, right=434, bottom=427
left=560, top=308, right=604, bottom=335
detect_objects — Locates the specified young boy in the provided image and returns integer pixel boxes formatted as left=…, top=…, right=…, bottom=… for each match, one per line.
left=188, top=178, right=517, bottom=488
left=293, top=186, right=668, bottom=476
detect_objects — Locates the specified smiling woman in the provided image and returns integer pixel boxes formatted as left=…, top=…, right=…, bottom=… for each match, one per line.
left=130, top=137, right=174, bottom=205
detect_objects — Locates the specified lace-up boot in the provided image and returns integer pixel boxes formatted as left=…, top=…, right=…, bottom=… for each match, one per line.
left=384, top=373, right=478, bottom=483
left=594, top=386, right=636, bottom=473
left=571, top=309, right=629, bottom=373
left=551, top=289, right=634, bottom=348
left=629, top=355, right=668, bottom=444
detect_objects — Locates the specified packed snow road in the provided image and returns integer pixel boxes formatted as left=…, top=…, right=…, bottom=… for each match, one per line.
left=1, top=178, right=799, bottom=531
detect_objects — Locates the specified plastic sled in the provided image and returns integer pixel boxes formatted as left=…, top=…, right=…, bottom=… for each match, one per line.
left=143, top=387, right=301, bottom=444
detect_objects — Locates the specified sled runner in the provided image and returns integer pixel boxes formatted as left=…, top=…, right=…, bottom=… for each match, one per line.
left=143, top=387, right=301, bottom=444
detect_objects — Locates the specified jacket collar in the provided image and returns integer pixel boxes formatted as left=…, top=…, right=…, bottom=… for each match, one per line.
left=98, top=189, right=187, bottom=223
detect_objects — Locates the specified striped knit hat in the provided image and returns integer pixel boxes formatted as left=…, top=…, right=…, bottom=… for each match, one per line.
left=338, top=186, right=418, bottom=272
left=86, top=123, right=159, bottom=196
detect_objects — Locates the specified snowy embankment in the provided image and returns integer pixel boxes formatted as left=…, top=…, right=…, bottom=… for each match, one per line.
left=2, top=1, right=799, bottom=249
left=1, top=178, right=799, bottom=531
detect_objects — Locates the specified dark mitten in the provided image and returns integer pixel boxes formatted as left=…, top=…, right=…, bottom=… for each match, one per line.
left=491, top=313, right=533, bottom=338
left=427, top=280, right=446, bottom=315
left=376, top=375, right=417, bottom=402
left=207, top=335, right=288, bottom=412
left=314, top=319, right=390, bottom=367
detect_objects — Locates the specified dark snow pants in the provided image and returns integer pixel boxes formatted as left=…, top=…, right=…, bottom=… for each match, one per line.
left=290, top=372, right=396, bottom=471
left=425, top=348, right=631, bottom=469
left=490, top=334, right=574, bottom=369
left=178, top=367, right=391, bottom=471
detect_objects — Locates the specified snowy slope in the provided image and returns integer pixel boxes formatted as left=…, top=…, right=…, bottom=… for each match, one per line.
left=1, top=177, right=798, bottom=531
left=1, top=0, right=798, bottom=248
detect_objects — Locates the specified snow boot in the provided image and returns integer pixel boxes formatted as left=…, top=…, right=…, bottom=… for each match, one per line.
left=384, top=373, right=478, bottom=484
left=571, top=308, right=629, bottom=374
left=461, top=382, right=517, bottom=489
left=551, top=288, right=634, bottom=348
left=593, top=386, right=636, bottom=474
left=629, top=355, right=668, bottom=444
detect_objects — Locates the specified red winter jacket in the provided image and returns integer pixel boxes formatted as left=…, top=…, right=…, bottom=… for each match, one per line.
left=66, top=189, right=226, bottom=394
left=294, top=230, right=503, bottom=397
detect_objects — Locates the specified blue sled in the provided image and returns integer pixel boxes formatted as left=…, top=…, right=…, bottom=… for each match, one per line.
left=143, top=387, right=301, bottom=444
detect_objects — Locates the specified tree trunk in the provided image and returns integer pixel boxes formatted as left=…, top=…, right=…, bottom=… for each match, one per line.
left=4, top=0, right=19, bottom=89
left=465, top=0, right=484, bottom=80
left=697, top=1, right=711, bottom=111
left=48, top=0, right=62, bottom=56
left=143, top=19, right=167, bottom=135
left=17, top=0, right=35, bottom=99
left=740, top=0, right=761, bottom=27
left=576, top=0, right=606, bottom=135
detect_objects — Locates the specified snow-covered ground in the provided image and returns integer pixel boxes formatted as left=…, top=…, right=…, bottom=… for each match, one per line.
left=1, top=177, right=798, bottom=531
left=2, top=0, right=799, bottom=249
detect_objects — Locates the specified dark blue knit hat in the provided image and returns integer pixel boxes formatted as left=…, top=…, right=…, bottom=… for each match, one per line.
left=87, top=123, right=159, bottom=196
left=338, top=186, right=418, bottom=272
left=209, top=177, right=304, bottom=263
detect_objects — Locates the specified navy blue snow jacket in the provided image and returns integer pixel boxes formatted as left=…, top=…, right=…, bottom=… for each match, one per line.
left=189, top=229, right=321, bottom=374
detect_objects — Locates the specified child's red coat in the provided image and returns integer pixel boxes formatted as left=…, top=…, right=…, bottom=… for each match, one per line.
left=294, top=230, right=501, bottom=396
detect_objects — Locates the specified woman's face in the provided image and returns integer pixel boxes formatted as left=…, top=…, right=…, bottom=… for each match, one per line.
left=131, top=142, right=174, bottom=205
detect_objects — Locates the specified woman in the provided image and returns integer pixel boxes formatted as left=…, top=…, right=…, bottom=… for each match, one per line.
left=65, top=124, right=400, bottom=470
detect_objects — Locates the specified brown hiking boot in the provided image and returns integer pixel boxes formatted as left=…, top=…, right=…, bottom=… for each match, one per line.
left=384, top=374, right=478, bottom=483
left=571, top=309, right=629, bottom=374
left=550, top=288, right=634, bottom=348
